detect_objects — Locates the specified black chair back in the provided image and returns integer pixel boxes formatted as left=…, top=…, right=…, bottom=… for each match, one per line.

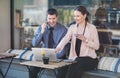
left=98, top=31, right=112, bottom=45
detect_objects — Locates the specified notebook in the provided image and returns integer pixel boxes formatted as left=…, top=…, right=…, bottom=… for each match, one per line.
left=32, top=48, right=63, bottom=62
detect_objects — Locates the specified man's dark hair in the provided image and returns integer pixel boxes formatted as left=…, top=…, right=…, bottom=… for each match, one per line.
left=47, top=8, right=58, bottom=16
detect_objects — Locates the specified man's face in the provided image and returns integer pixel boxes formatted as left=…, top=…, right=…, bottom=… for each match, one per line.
left=47, top=14, right=58, bottom=27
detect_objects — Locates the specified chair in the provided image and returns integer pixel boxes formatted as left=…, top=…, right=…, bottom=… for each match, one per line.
left=98, top=31, right=118, bottom=56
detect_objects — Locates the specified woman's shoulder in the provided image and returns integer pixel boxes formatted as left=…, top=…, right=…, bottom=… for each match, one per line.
left=87, top=23, right=97, bottom=30
left=69, top=23, right=77, bottom=29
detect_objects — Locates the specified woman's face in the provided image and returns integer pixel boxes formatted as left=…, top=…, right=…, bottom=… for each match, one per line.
left=74, top=10, right=86, bottom=24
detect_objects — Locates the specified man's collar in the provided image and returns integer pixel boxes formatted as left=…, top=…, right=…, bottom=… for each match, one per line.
left=47, top=24, right=56, bottom=30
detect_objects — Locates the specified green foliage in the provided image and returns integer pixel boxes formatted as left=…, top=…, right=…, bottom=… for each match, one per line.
left=57, top=8, right=74, bottom=26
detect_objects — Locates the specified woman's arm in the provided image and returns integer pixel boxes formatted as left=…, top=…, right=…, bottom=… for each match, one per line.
left=55, top=27, right=72, bottom=52
left=86, top=26, right=100, bottom=50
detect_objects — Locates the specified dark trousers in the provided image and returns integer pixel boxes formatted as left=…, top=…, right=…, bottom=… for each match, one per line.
left=29, top=66, right=68, bottom=78
left=29, top=66, right=40, bottom=78
left=65, top=57, right=98, bottom=78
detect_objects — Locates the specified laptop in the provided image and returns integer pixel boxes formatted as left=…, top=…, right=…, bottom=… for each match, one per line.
left=32, top=48, right=63, bottom=62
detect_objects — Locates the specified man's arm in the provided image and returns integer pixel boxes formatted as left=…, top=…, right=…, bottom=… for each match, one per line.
left=32, top=26, right=43, bottom=47
left=56, top=26, right=69, bottom=59
left=32, top=23, right=47, bottom=47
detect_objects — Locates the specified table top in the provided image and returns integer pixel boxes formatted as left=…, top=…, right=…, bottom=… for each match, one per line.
left=97, top=29, right=120, bottom=37
left=102, top=44, right=120, bottom=48
left=20, top=61, right=74, bottom=69
left=0, top=53, right=18, bottom=59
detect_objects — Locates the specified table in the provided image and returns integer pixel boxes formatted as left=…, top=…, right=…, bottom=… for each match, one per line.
left=97, top=29, right=120, bottom=56
left=101, top=44, right=120, bottom=56
left=0, top=53, right=17, bottom=78
left=97, top=29, right=120, bottom=45
left=97, top=29, right=120, bottom=37
left=20, top=61, right=75, bottom=78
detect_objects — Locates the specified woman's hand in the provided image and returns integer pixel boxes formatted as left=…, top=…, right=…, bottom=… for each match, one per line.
left=75, top=34, right=88, bottom=43
left=54, top=48, right=61, bottom=53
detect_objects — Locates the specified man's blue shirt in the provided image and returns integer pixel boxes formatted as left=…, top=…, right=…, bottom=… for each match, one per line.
left=32, top=23, right=68, bottom=59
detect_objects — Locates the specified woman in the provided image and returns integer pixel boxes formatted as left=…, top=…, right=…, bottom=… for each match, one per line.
left=55, top=6, right=100, bottom=78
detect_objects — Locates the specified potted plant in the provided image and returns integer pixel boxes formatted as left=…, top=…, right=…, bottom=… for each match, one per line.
left=41, top=50, right=49, bottom=64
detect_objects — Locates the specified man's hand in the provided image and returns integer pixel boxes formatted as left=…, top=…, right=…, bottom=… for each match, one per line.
left=41, top=22, right=47, bottom=33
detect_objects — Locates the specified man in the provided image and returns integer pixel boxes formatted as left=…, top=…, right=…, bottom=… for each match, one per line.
left=30, top=8, right=68, bottom=78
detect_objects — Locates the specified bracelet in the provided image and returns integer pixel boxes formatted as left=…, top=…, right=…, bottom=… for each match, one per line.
left=86, top=39, right=88, bottom=43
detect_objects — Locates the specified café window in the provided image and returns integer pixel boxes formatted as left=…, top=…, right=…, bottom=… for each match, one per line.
left=13, top=0, right=48, bottom=49
left=12, top=0, right=120, bottom=55
left=51, top=0, right=120, bottom=57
